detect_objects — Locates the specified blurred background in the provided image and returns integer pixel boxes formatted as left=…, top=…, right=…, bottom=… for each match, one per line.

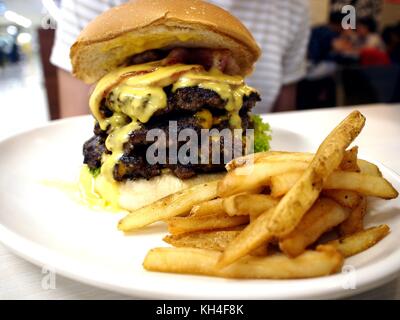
left=0, top=0, right=399, bottom=137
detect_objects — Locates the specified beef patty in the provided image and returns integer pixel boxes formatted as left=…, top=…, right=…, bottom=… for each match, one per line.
left=83, top=87, right=260, bottom=181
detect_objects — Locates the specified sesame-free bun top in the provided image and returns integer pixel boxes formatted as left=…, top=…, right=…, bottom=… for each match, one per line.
left=70, top=0, right=261, bottom=83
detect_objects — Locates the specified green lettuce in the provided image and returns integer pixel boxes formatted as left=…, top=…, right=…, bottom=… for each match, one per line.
left=251, top=115, right=272, bottom=153
left=89, top=167, right=101, bottom=177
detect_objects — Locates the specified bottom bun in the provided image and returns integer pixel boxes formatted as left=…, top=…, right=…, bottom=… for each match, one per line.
left=117, top=172, right=224, bottom=211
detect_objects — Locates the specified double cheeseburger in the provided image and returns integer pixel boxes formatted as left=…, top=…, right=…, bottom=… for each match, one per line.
left=71, top=0, right=270, bottom=211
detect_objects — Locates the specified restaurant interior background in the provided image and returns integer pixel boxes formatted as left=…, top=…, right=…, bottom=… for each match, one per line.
left=0, top=0, right=399, bottom=140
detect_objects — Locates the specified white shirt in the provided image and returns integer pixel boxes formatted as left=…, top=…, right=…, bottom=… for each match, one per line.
left=50, top=0, right=310, bottom=112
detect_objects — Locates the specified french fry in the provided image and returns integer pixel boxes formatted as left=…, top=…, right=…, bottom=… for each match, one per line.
left=218, top=111, right=366, bottom=267
left=325, top=172, right=397, bottom=199
left=225, top=151, right=314, bottom=171
left=143, top=245, right=344, bottom=279
left=227, top=150, right=380, bottom=178
left=163, top=230, right=241, bottom=251
left=340, top=146, right=359, bottom=172
left=322, top=190, right=362, bottom=209
left=227, top=149, right=362, bottom=172
left=217, top=161, right=309, bottom=198
left=164, top=229, right=266, bottom=256
left=271, top=171, right=398, bottom=199
left=325, top=225, right=390, bottom=257
left=190, top=198, right=225, bottom=217
left=279, top=198, right=349, bottom=257
left=270, top=171, right=303, bottom=198
left=250, top=245, right=269, bottom=257
left=223, top=194, right=279, bottom=217
left=338, top=197, right=367, bottom=236
left=167, top=214, right=249, bottom=235
left=358, top=159, right=382, bottom=177
left=118, top=181, right=219, bottom=231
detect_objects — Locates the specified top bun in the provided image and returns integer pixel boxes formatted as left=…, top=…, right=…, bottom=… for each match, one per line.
left=70, top=0, right=261, bottom=83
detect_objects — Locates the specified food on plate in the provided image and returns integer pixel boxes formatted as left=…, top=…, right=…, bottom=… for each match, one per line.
left=338, top=196, right=367, bottom=236
left=138, top=110, right=398, bottom=279
left=163, top=229, right=242, bottom=251
left=190, top=198, right=225, bottom=217
left=69, top=0, right=398, bottom=280
left=270, top=171, right=397, bottom=199
left=321, top=190, right=362, bottom=209
left=279, top=198, right=349, bottom=257
left=223, top=194, right=279, bottom=217
left=217, top=110, right=367, bottom=267
left=118, top=181, right=219, bottom=231
left=70, top=0, right=271, bottom=211
left=166, top=213, right=249, bottom=235
left=326, top=225, right=390, bottom=257
left=143, top=245, right=343, bottom=279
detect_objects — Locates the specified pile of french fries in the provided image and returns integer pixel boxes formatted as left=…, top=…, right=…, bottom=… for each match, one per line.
left=118, top=111, right=398, bottom=279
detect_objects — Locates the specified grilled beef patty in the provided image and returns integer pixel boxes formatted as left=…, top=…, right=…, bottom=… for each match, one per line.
left=83, top=87, right=260, bottom=181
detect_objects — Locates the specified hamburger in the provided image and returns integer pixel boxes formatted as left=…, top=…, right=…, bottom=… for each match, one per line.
left=71, top=0, right=271, bottom=211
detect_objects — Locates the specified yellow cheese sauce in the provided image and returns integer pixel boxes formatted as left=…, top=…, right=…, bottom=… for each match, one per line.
left=41, top=167, right=122, bottom=212
left=85, top=62, right=258, bottom=207
left=172, top=70, right=254, bottom=128
left=79, top=165, right=122, bottom=211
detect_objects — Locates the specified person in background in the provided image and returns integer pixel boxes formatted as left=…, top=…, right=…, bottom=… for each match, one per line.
left=356, top=18, right=385, bottom=51
left=308, top=12, right=343, bottom=65
left=333, top=17, right=389, bottom=66
left=382, top=22, right=400, bottom=64
left=50, top=0, right=310, bottom=118
left=297, top=13, right=344, bottom=110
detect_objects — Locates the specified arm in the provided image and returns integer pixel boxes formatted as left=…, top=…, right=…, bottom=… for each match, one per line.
left=57, top=68, right=91, bottom=118
left=272, top=84, right=297, bottom=112
left=273, top=1, right=310, bottom=112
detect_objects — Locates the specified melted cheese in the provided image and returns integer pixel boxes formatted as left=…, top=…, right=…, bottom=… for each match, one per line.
left=172, top=69, right=254, bottom=128
left=90, top=63, right=205, bottom=131
left=195, top=109, right=213, bottom=129
left=85, top=62, right=258, bottom=207
left=79, top=165, right=123, bottom=211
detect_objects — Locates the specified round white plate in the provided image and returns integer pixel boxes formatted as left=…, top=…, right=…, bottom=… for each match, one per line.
left=0, top=116, right=399, bottom=299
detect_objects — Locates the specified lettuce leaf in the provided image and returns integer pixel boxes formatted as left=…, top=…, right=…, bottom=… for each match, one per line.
left=89, top=167, right=101, bottom=177
left=251, top=115, right=272, bottom=153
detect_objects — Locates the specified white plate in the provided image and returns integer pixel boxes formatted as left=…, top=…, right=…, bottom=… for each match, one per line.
left=0, top=116, right=399, bottom=299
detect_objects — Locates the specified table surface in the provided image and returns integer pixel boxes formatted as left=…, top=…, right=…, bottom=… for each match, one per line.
left=1, top=104, right=399, bottom=299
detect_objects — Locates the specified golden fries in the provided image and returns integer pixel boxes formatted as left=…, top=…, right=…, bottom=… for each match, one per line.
left=225, top=151, right=314, bottom=171
left=217, top=161, right=309, bottom=198
left=326, top=225, right=390, bottom=257
left=325, top=172, right=397, bottom=199
left=190, top=198, right=225, bottom=217
left=322, top=190, right=362, bottom=208
left=143, top=245, right=343, bottom=279
left=271, top=171, right=398, bottom=199
left=358, top=159, right=382, bottom=177
left=125, top=110, right=399, bottom=280
left=167, top=214, right=249, bottom=235
left=340, top=146, right=359, bottom=172
left=118, top=180, right=219, bottom=231
left=279, top=198, right=349, bottom=257
left=338, top=197, right=367, bottom=236
left=163, top=230, right=241, bottom=251
left=217, top=111, right=366, bottom=267
left=223, top=194, right=279, bottom=217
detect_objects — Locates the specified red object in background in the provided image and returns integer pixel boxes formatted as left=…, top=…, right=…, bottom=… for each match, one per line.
left=360, top=48, right=391, bottom=66
left=385, top=0, right=400, bottom=4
